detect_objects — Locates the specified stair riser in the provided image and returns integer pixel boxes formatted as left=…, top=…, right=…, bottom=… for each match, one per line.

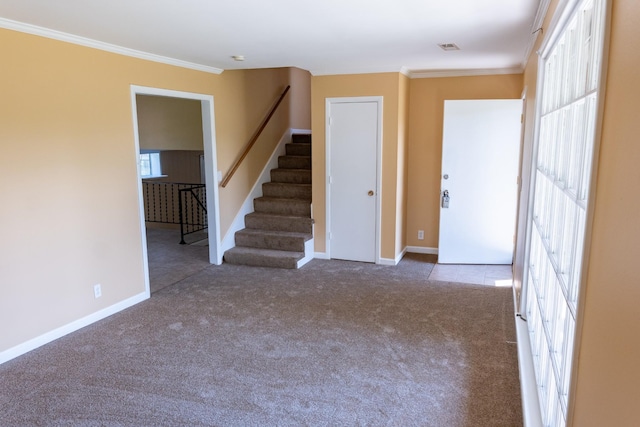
left=292, top=134, right=312, bottom=144
left=245, top=215, right=313, bottom=234
left=286, top=143, right=311, bottom=156
left=262, top=183, right=311, bottom=200
left=270, top=169, right=311, bottom=184
left=224, top=251, right=299, bottom=269
left=235, top=233, right=306, bottom=252
left=279, top=156, right=311, bottom=170
left=254, top=198, right=311, bottom=216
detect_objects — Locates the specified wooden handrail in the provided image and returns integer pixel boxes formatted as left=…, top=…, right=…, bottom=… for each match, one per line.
left=220, top=85, right=291, bottom=188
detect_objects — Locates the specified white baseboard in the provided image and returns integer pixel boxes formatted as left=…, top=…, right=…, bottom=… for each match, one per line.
left=220, top=128, right=310, bottom=253
left=0, top=291, right=148, bottom=365
left=297, top=238, right=315, bottom=268
left=513, top=285, right=543, bottom=427
left=379, top=247, right=407, bottom=266
left=516, top=315, right=543, bottom=427
left=406, top=246, right=439, bottom=255
left=314, top=252, right=330, bottom=260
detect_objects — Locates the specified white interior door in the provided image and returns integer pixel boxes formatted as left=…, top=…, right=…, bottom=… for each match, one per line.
left=438, top=99, right=522, bottom=264
left=327, top=98, right=381, bottom=263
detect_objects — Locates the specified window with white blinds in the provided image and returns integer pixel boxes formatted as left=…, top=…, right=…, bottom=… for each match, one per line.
left=524, top=0, right=607, bottom=425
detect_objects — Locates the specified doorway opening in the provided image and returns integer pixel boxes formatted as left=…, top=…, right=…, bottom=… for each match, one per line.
left=130, top=86, right=222, bottom=296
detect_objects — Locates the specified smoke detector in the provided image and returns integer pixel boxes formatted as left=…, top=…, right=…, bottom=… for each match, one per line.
left=438, top=43, right=460, bottom=51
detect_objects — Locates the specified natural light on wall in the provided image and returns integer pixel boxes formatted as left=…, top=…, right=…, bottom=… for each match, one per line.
left=523, top=0, right=607, bottom=425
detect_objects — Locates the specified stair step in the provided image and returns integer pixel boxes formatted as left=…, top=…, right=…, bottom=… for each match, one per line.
left=286, top=142, right=311, bottom=157
left=254, top=197, right=311, bottom=216
left=292, top=134, right=311, bottom=144
left=224, top=246, right=304, bottom=269
left=270, top=168, right=311, bottom=184
left=223, top=132, right=313, bottom=269
left=278, top=155, right=311, bottom=170
left=262, top=182, right=311, bottom=200
left=235, top=229, right=311, bottom=252
left=245, top=212, right=313, bottom=234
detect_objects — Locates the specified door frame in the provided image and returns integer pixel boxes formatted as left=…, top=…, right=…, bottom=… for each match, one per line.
left=130, top=85, right=222, bottom=296
left=325, top=96, right=383, bottom=264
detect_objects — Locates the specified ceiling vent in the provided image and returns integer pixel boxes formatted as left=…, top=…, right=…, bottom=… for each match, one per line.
left=438, top=43, right=460, bottom=51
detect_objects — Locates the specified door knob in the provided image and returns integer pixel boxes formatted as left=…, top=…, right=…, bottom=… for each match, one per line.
left=368, top=190, right=374, bottom=196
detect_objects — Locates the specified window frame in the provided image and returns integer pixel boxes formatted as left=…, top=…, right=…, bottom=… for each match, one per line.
left=521, top=0, right=612, bottom=425
left=139, top=151, right=165, bottom=179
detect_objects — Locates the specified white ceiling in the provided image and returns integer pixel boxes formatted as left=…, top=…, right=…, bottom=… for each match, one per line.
left=0, top=0, right=541, bottom=76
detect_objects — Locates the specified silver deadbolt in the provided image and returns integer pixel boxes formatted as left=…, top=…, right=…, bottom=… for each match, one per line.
left=442, top=190, right=450, bottom=209
left=368, top=190, right=374, bottom=196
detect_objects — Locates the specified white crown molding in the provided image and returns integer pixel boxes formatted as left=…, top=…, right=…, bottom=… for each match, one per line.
left=0, top=17, right=224, bottom=75
left=521, top=0, right=553, bottom=68
left=312, top=65, right=522, bottom=79
left=399, top=66, right=411, bottom=77
left=311, top=64, right=407, bottom=77
left=408, top=67, right=523, bottom=79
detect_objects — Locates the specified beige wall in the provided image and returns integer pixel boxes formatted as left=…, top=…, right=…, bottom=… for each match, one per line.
left=216, top=67, right=311, bottom=234
left=214, top=68, right=290, bottom=233
left=570, top=0, right=640, bottom=424
left=158, top=150, right=204, bottom=184
left=311, top=72, right=405, bottom=261
left=405, top=74, right=523, bottom=249
left=0, top=28, right=216, bottom=352
left=396, top=74, right=410, bottom=256
left=136, top=95, right=204, bottom=151
left=0, top=27, right=309, bottom=355
left=288, top=67, right=312, bottom=130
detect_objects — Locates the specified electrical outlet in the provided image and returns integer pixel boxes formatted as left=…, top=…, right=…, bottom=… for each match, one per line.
left=418, top=230, right=424, bottom=240
left=94, top=284, right=102, bottom=299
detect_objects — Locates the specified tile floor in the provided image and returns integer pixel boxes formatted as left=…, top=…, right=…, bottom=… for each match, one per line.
left=428, top=263, right=513, bottom=286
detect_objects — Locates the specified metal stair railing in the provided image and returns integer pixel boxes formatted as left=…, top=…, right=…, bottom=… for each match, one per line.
left=142, top=181, right=207, bottom=244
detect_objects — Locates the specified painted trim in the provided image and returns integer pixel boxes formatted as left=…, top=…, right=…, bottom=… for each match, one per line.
left=130, top=91, right=153, bottom=297
left=314, top=252, right=330, bottom=260
left=311, top=65, right=408, bottom=77
left=538, top=0, right=581, bottom=58
left=379, top=247, right=407, bottom=266
left=406, top=246, right=439, bottom=255
left=0, top=291, right=147, bottom=365
left=220, top=128, right=311, bottom=253
left=312, top=66, right=523, bottom=79
left=409, top=67, right=523, bottom=79
left=566, top=2, right=613, bottom=424
left=130, top=85, right=222, bottom=265
left=521, top=0, right=552, bottom=68
left=515, top=316, right=544, bottom=427
left=0, top=17, right=223, bottom=75
left=325, top=97, right=383, bottom=264
left=297, top=238, right=315, bottom=268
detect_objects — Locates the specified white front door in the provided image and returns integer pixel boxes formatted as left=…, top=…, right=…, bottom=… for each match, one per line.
left=327, top=97, right=381, bottom=263
left=438, top=99, right=522, bottom=264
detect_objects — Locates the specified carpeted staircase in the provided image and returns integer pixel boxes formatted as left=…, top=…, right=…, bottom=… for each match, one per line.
left=224, top=134, right=313, bottom=269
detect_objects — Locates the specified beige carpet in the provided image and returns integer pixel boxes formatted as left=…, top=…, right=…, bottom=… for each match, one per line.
left=1, top=245, right=522, bottom=426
